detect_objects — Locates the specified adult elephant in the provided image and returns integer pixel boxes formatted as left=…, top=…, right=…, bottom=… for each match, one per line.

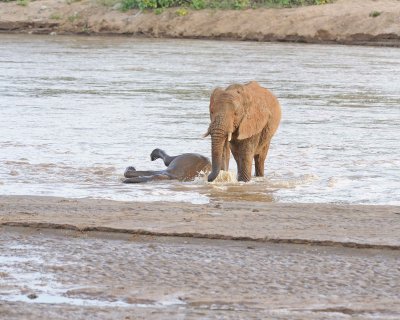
left=204, top=81, right=281, bottom=182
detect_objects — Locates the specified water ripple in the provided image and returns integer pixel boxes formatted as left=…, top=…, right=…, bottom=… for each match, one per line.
left=0, top=34, right=399, bottom=204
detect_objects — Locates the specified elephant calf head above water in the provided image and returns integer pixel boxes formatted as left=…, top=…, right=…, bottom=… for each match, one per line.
left=204, top=81, right=281, bottom=182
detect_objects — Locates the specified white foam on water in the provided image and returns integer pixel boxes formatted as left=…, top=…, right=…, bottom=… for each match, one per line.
left=266, top=173, right=319, bottom=189
left=211, top=170, right=238, bottom=184
left=192, top=170, right=237, bottom=184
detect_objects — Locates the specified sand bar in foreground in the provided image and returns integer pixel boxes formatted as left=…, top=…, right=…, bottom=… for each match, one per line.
left=0, top=195, right=399, bottom=248
left=1, top=195, right=399, bottom=319
left=1, top=226, right=400, bottom=319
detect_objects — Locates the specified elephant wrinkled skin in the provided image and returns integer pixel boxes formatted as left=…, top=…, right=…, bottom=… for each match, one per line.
left=123, top=148, right=211, bottom=183
left=204, top=81, right=281, bottom=182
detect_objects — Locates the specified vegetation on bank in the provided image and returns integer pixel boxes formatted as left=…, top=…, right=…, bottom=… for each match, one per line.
left=106, top=0, right=332, bottom=11
left=0, top=0, right=333, bottom=11
left=0, top=0, right=29, bottom=5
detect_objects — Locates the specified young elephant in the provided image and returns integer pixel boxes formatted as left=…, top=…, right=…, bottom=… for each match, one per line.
left=123, top=148, right=211, bottom=183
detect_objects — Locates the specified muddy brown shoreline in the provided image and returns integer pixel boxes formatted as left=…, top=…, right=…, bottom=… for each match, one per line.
left=1, top=222, right=400, bottom=320
left=1, top=0, right=400, bottom=47
left=3, top=221, right=400, bottom=251
left=1, top=195, right=399, bottom=248
left=1, top=196, right=399, bottom=318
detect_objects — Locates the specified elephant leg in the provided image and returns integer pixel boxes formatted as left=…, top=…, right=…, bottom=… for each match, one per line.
left=123, top=174, right=170, bottom=183
left=238, top=154, right=253, bottom=182
left=254, top=142, right=270, bottom=177
left=231, top=141, right=254, bottom=182
left=232, top=149, right=253, bottom=182
left=124, top=169, right=164, bottom=178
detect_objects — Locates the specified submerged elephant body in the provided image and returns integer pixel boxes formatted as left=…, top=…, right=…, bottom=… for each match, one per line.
left=124, top=149, right=211, bottom=183
left=204, top=81, right=281, bottom=182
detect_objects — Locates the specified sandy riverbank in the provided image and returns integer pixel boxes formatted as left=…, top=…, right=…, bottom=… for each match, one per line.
left=1, top=195, right=399, bottom=318
left=1, top=195, right=400, bottom=247
left=0, top=195, right=400, bottom=319
left=0, top=226, right=399, bottom=319
left=1, top=0, right=400, bottom=46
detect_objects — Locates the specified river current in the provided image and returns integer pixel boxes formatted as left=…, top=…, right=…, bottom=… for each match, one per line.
left=0, top=34, right=399, bottom=204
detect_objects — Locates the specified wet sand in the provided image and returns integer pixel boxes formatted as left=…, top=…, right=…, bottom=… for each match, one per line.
left=1, top=0, right=400, bottom=46
left=1, top=195, right=399, bottom=248
left=1, top=195, right=400, bottom=318
left=1, top=226, right=400, bottom=319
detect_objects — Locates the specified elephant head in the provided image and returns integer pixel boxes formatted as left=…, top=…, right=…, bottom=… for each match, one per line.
left=204, top=82, right=273, bottom=182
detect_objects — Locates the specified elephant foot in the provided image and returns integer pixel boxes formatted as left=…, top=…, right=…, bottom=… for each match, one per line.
left=237, top=173, right=251, bottom=182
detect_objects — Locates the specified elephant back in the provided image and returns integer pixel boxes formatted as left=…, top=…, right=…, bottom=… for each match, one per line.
left=167, top=153, right=211, bottom=181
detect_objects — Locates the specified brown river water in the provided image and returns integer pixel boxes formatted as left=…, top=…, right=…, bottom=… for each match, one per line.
left=0, top=34, right=399, bottom=204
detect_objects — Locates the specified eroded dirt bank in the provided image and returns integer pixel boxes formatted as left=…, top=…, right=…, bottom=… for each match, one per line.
left=1, top=0, right=400, bottom=46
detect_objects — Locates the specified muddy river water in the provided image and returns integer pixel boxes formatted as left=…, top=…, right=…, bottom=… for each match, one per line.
left=0, top=34, right=399, bottom=204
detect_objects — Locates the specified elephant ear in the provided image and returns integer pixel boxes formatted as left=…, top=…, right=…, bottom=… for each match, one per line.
left=237, top=101, right=271, bottom=140
left=209, top=87, right=224, bottom=113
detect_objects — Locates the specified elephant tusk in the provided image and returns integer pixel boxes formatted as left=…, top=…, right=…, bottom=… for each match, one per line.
left=228, top=132, right=232, bottom=142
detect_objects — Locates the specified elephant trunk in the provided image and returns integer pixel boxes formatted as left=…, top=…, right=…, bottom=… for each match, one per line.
left=208, top=127, right=227, bottom=182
